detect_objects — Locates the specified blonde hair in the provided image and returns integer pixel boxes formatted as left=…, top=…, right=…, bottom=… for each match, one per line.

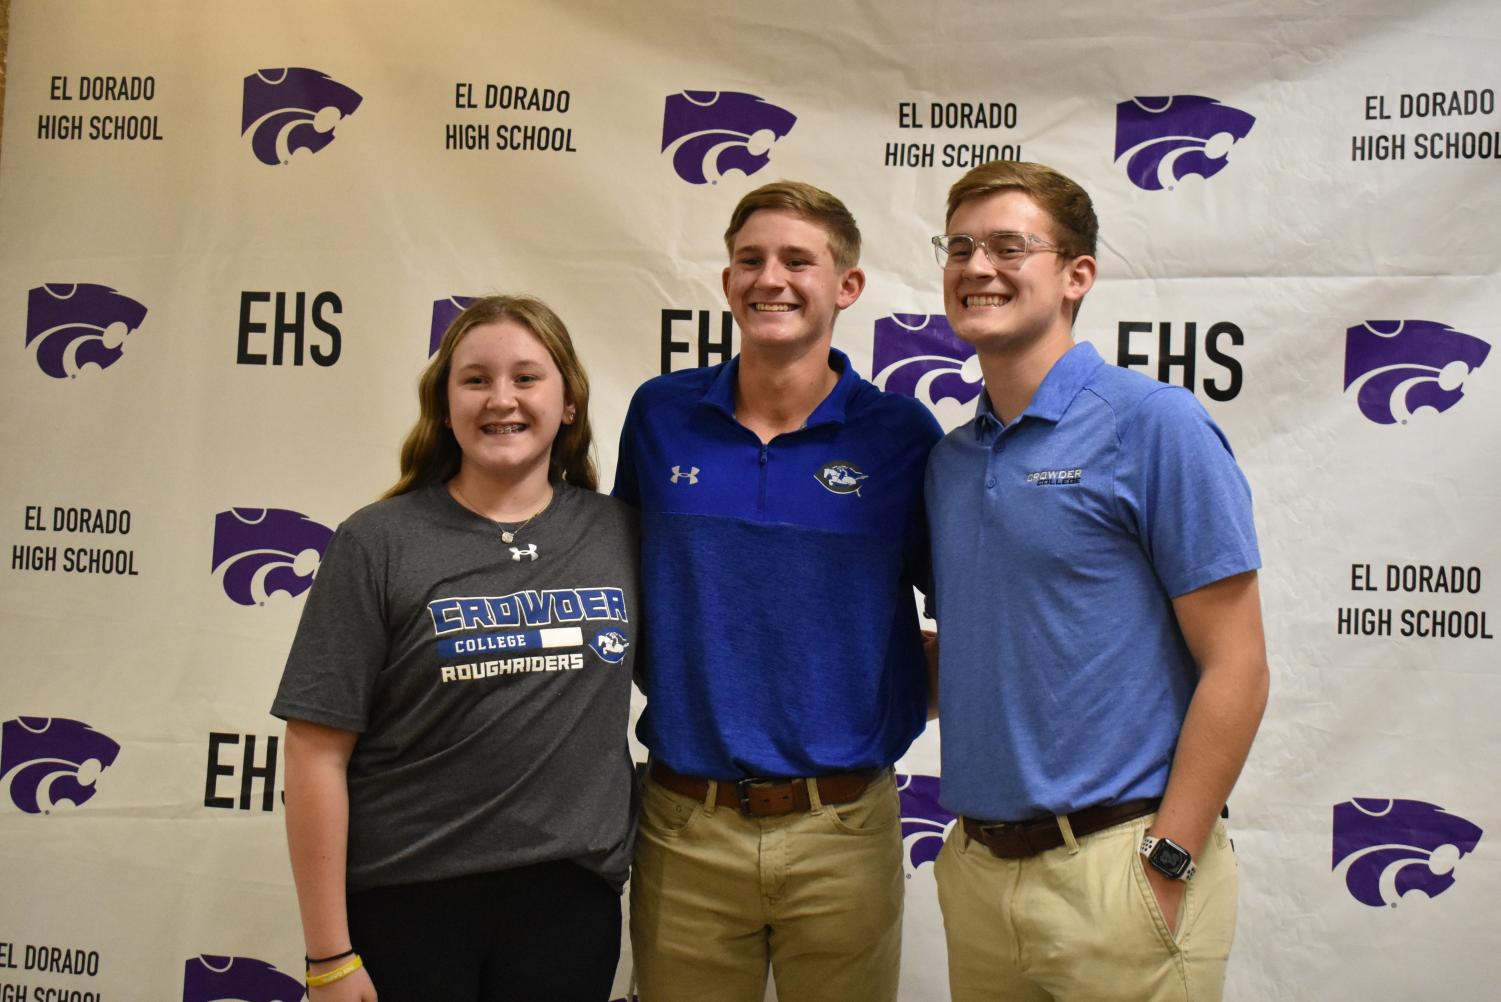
left=723, top=180, right=862, bottom=270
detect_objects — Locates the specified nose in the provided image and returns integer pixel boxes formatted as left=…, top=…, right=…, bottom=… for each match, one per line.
left=752, top=261, right=788, bottom=288
left=960, top=245, right=999, bottom=278
left=486, top=381, right=517, bottom=411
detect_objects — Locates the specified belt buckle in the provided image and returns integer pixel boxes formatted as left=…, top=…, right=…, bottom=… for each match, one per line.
left=975, top=817, right=1045, bottom=858
left=977, top=819, right=1021, bottom=839
left=736, top=777, right=776, bottom=815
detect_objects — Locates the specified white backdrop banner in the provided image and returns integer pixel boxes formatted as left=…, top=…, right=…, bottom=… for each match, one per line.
left=2, top=1, right=1498, bottom=999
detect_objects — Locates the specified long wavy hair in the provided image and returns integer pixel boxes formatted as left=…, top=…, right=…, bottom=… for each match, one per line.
left=383, top=295, right=598, bottom=499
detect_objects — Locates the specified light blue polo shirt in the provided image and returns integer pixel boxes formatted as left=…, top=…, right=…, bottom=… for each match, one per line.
left=926, top=341, right=1259, bottom=821
left=615, top=349, right=943, bottom=778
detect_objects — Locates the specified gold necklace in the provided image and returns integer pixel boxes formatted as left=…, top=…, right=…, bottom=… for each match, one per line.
left=449, top=482, right=553, bottom=544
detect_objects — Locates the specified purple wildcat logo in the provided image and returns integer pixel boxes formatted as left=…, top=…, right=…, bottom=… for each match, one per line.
left=1332, top=798, right=1483, bottom=907
left=1114, top=96, right=1256, bottom=191
left=211, top=508, right=334, bottom=606
left=897, top=773, right=955, bottom=873
left=661, top=91, right=797, bottom=185
left=26, top=283, right=148, bottom=379
left=182, top=955, right=304, bottom=1002
left=242, top=67, right=363, bottom=166
left=430, top=295, right=478, bottom=357
left=1344, top=320, right=1491, bottom=425
left=0, top=717, right=120, bottom=815
left=872, top=314, right=983, bottom=421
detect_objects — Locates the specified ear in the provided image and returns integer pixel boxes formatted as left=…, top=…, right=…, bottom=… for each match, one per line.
left=1062, top=254, right=1096, bottom=307
left=721, top=265, right=732, bottom=301
left=563, top=402, right=577, bottom=425
left=835, top=266, right=867, bottom=311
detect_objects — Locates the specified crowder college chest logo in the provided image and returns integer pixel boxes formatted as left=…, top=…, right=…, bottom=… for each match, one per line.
left=897, top=773, right=956, bottom=873
left=428, top=588, right=630, bottom=682
left=242, top=68, right=363, bottom=166
left=1344, top=320, right=1491, bottom=425
left=589, top=629, right=630, bottom=665
left=815, top=461, right=867, bottom=496
left=211, top=508, right=334, bottom=606
left=1332, top=798, right=1483, bottom=907
left=183, top=955, right=304, bottom=1002
left=0, top=716, right=121, bottom=815
left=661, top=90, right=797, bottom=185
left=872, top=313, right=982, bottom=424
left=26, top=283, right=148, bottom=379
left=1114, top=96, right=1256, bottom=191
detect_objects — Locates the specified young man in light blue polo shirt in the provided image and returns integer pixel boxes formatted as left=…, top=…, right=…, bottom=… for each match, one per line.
left=925, top=161, right=1269, bottom=1002
left=614, top=180, right=942, bottom=1002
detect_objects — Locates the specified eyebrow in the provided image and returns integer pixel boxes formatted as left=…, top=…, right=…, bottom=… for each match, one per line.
left=734, top=242, right=821, bottom=258
left=452, top=357, right=550, bottom=371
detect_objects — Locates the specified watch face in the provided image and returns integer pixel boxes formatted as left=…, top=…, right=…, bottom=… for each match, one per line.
left=1151, top=840, right=1191, bottom=877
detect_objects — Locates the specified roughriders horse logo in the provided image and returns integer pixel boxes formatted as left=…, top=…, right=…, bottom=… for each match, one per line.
left=26, top=283, right=148, bottom=379
left=430, top=295, right=477, bottom=357
left=872, top=313, right=982, bottom=427
left=1344, top=320, right=1491, bottom=425
left=1114, top=96, right=1256, bottom=191
left=897, top=773, right=955, bottom=873
left=242, top=67, right=363, bottom=166
left=211, top=508, right=334, bottom=606
left=182, top=955, right=304, bottom=1002
left=589, top=629, right=630, bottom=665
left=815, top=460, right=867, bottom=496
left=1332, top=798, right=1483, bottom=907
left=0, top=717, right=121, bottom=815
left=661, top=91, right=797, bottom=185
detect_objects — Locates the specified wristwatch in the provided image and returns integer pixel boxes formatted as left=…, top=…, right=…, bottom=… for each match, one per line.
left=1140, top=834, right=1196, bottom=881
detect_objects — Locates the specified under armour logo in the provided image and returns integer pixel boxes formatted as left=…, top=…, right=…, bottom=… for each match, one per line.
left=510, top=544, right=538, bottom=561
left=670, top=466, right=700, bottom=485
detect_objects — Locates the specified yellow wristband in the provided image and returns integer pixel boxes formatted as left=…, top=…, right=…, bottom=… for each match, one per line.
left=306, top=954, right=364, bottom=988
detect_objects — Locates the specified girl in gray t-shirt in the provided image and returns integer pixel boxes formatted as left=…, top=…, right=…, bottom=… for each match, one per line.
left=275, top=296, right=638, bottom=1002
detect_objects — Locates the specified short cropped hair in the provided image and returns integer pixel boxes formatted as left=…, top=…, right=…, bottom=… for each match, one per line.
left=723, top=180, right=862, bottom=271
left=945, top=161, right=1098, bottom=259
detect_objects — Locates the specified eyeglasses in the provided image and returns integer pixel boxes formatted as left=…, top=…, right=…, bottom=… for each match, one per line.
left=932, top=231, right=1064, bottom=270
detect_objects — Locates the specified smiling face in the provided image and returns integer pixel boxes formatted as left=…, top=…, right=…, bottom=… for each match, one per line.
left=722, top=209, right=865, bottom=357
left=446, top=320, right=572, bottom=490
left=942, top=189, right=1093, bottom=359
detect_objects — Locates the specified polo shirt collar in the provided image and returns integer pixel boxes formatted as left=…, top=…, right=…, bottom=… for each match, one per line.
left=972, top=340, right=1104, bottom=437
left=700, top=348, right=858, bottom=427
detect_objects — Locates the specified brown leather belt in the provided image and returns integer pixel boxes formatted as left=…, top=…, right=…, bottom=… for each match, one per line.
left=649, top=760, right=883, bottom=817
left=963, top=798, right=1161, bottom=860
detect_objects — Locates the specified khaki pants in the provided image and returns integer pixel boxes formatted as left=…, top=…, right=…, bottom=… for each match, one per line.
left=629, top=768, right=904, bottom=1002
left=934, top=812, right=1238, bottom=1002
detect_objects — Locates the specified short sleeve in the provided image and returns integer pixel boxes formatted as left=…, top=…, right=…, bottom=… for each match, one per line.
left=270, top=524, right=388, bottom=731
left=1113, top=387, right=1260, bottom=598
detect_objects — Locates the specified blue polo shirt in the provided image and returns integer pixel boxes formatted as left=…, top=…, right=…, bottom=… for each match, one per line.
left=926, top=341, right=1259, bottom=821
left=614, top=349, right=943, bottom=778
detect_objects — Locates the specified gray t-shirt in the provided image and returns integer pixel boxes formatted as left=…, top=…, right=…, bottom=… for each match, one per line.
left=272, top=481, right=639, bottom=891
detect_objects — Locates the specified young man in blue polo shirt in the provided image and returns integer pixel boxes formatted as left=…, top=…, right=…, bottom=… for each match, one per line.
left=925, top=160, right=1269, bottom=1001
left=614, top=180, right=942, bottom=1001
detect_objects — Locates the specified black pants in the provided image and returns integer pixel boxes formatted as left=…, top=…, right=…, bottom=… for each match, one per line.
left=348, top=860, right=621, bottom=1002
